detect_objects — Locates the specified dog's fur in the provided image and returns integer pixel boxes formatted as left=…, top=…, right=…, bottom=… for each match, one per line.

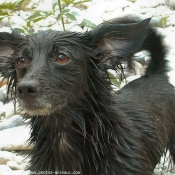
left=0, top=17, right=175, bottom=175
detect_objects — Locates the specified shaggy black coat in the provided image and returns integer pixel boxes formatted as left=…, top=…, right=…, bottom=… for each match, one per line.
left=0, top=17, right=175, bottom=175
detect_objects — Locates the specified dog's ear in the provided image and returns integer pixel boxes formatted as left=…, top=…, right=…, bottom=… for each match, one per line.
left=0, top=32, right=20, bottom=55
left=0, top=32, right=23, bottom=80
left=90, top=18, right=151, bottom=68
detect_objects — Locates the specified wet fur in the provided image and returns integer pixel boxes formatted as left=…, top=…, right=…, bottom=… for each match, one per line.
left=0, top=17, right=175, bottom=175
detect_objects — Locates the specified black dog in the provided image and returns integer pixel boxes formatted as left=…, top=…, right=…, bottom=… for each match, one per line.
left=0, top=17, right=175, bottom=175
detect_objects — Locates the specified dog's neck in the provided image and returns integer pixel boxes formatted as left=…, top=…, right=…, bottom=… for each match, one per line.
left=28, top=75, right=116, bottom=172
left=28, top=90, right=144, bottom=174
left=28, top=93, right=114, bottom=172
left=28, top=112, right=98, bottom=171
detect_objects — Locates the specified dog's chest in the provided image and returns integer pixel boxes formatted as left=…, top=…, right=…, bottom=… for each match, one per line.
left=58, top=133, right=73, bottom=153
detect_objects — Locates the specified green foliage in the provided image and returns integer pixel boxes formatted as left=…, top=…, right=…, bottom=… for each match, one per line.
left=80, top=19, right=96, bottom=29
left=158, top=16, right=169, bottom=28
left=109, top=73, right=121, bottom=88
left=0, top=0, right=96, bottom=33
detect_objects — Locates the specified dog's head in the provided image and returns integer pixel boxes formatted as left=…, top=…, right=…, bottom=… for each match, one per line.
left=0, top=18, right=150, bottom=116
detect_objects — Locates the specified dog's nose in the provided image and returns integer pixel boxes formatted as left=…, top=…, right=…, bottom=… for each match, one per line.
left=17, top=81, right=39, bottom=99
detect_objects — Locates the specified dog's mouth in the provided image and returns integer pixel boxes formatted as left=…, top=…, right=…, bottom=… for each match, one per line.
left=18, top=98, right=67, bottom=116
left=16, top=80, right=69, bottom=116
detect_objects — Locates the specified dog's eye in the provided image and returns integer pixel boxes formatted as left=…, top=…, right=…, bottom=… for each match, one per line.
left=56, top=54, right=69, bottom=64
left=17, top=58, right=27, bottom=67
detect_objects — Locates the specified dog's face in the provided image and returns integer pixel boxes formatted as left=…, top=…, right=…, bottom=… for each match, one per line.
left=0, top=18, right=150, bottom=116
left=13, top=31, right=92, bottom=115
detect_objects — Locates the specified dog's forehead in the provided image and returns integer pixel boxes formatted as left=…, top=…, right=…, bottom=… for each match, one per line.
left=22, top=30, right=90, bottom=60
left=26, top=30, right=83, bottom=47
left=26, top=30, right=63, bottom=48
